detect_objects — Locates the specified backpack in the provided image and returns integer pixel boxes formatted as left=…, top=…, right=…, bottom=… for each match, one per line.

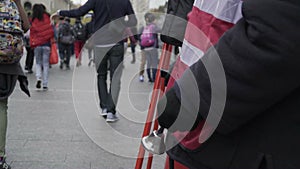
left=0, top=0, right=24, bottom=64
left=58, top=22, right=74, bottom=45
left=73, top=22, right=87, bottom=41
left=140, top=24, right=156, bottom=47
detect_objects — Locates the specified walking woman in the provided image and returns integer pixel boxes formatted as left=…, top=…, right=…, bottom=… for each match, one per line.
left=0, top=0, right=30, bottom=168
left=30, top=4, right=54, bottom=90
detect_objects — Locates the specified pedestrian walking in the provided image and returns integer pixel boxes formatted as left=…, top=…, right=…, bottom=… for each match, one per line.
left=0, top=0, right=30, bottom=168
left=73, top=17, right=87, bottom=67
left=85, top=13, right=95, bottom=66
left=30, top=4, right=54, bottom=90
left=57, top=17, right=74, bottom=70
left=24, top=12, right=34, bottom=74
left=139, top=13, right=160, bottom=83
left=57, top=0, right=137, bottom=122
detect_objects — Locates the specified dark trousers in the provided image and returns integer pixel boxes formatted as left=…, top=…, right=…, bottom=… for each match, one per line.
left=95, top=44, right=124, bottom=114
left=58, top=43, right=72, bottom=66
left=25, top=47, right=34, bottom=70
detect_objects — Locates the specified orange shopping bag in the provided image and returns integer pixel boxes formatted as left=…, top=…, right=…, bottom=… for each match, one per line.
left=49, top=40, right=58, bottom=65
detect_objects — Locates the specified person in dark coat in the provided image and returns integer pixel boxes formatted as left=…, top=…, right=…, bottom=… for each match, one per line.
left=57, top=0, right=137, bottom=122
left=0, top=0, right=30, bottom=168
left=156, top=0, right=300, bottom=168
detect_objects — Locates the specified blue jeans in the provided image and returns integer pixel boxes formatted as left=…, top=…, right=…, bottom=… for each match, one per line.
left=95, top=44, right=124, bottom=114
left=34, top=46, right=50, bottom=87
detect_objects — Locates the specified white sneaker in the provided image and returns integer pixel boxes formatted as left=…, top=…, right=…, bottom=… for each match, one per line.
left=139, top=75, right=144, bottom=82
left=106, top=112, right=119, bottom=122
left=100, top=108, right=108, bottom=117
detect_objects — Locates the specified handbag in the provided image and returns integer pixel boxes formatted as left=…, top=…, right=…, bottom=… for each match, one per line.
left=105, top=0, right=125, bottom=34
left=49, top=40, right=58, bottom=65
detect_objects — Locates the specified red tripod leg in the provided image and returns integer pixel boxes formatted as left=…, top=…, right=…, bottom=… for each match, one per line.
left=135, top=44, right=173, bottom=169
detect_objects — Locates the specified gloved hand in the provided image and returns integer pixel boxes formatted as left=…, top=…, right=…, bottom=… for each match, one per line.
left=56, top=10, right=61, bottom=16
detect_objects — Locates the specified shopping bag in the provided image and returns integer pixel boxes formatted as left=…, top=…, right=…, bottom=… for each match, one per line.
left=49, top=41, right=58, bottom=65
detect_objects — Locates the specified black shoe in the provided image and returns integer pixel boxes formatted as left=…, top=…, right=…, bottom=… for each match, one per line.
left=59, top=62, right=63, bottom=69
left=36, top=80, right=42, bottom=89
left=43, top=86, right=48, bottom=91
left=0, top=157, right=11, bottom=169
left=66, top=65, right=70, bottom=70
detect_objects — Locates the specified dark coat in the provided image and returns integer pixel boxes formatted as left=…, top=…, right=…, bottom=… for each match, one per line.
left=159, top=0, right=300, bottom=168
left=59, top=0, right=137, bottom=45
left=0, top=64, right=30, bottom=99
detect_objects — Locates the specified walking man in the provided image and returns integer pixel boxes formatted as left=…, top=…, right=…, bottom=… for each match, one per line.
left=57, top=0, right=137, bottom=122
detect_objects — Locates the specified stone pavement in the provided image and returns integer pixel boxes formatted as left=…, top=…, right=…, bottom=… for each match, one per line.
left=6, top=48, right=166, bottom=169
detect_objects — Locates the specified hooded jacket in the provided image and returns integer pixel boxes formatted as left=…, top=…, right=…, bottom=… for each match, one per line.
left=159, top=0, right=300, bottom=168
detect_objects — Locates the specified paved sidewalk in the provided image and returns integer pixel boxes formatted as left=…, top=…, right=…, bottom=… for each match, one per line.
left=6, top=48, right=165, bottom=169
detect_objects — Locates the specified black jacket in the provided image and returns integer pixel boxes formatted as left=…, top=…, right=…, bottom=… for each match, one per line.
left=159, top=0, right=300, bottom=168
left=0, top=63, right=30, bottom=99
left=59, top=0, right=137, bottom=45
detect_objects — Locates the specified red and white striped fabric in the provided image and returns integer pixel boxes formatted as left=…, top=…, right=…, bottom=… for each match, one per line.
left=167, top=0, right=243, bottom=151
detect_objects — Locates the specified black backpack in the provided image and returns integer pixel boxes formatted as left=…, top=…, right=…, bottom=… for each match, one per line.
left=58, top=22, right=74, bottom=45
left=73, top=22, right=87, bottom=41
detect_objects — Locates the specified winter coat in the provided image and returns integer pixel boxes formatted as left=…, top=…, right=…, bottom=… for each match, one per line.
left=59, top=0, right=137, bottom=45
left=159, top=0, right=300, bottom=168
left=30, top=13, right=54, bottom=48
left=0, top=63, right=30, bottom=99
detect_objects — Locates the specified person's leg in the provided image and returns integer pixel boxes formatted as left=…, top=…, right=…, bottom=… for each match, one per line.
left=145, top=50, right=153, bottom=82
left=95, top=47, right=109, bottom=111
left=88, top=48, right=94, bottom=66
left=28, top=48, right=35, bottom=71
left=107, top=44, right=124, bottom=114
left=34, top=47, right=43, bottom=88
left=139, top=50, right=146, bottom=77
left=79, top=41, right=84, bottom=62
left=25, top=47, right=34, bottom=72
left=130, top=43, right=136, bottom=63
left=76, top=41, right=84, bottom=66
left=150, top=49, right=159, bottom=82
left=88, top=48, right=92, bottom=60
left=0, top=99, right=8, bottom=158
left=0, top=99, right=10, bottom=168
left=65, top=45, right=72, bottom=69
left=42, top=46, right=51, bottom=88
left=58, top=43, right=65, bottom=69
left=74, top=41, right=80, bottom=60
